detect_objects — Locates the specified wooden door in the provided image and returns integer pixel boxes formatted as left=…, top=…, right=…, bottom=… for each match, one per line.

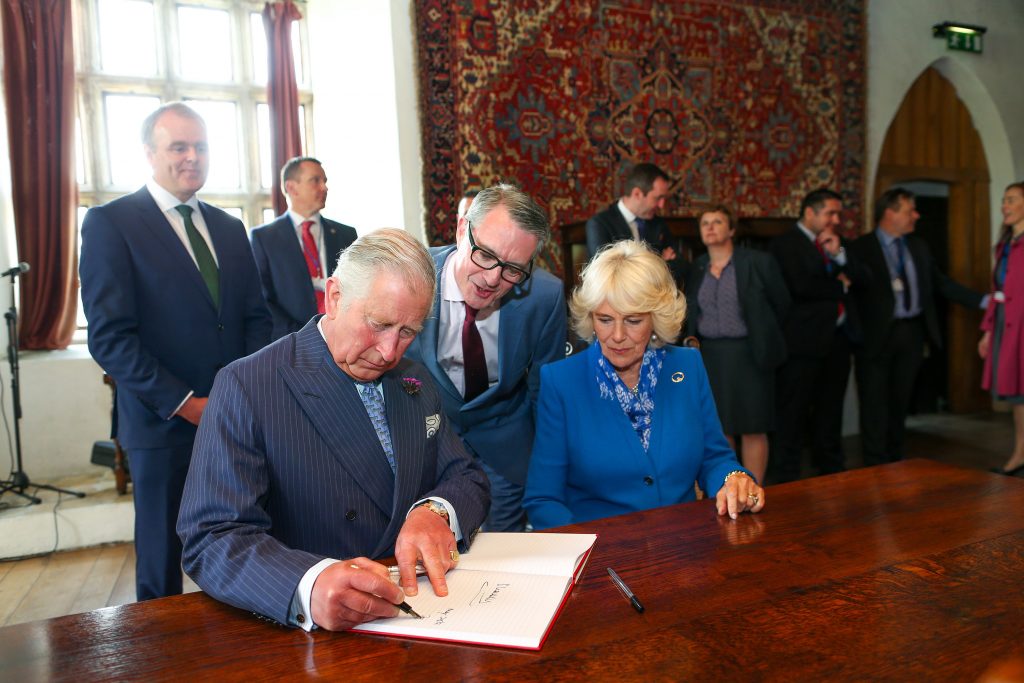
left=874, top=67, right=991, bottom=413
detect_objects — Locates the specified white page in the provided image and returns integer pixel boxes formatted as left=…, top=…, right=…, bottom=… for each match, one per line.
left=352, top=569, right=573, bottom=649
left=457, top=532, right=598, bottom=577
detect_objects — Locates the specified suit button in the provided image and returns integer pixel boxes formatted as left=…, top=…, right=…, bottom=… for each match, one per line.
left=217, top=324, right=224, bottom=331
left=643, top=476, right=654, bottom=486
left=345, top=510, right=357, bottom=520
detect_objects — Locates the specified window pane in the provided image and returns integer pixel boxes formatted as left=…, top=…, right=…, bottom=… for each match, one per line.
left=105, top=94, right=161, bottom=187
left=185, top=100, right=240, bottom=190
left=98, top=0, right=157, bottom=76
left=178, top=7, right=232, bottom=82
left=263, top=208, right=276, bottom=224
left=256, top=103, right=271, bottom=188
left=298, top=104, right=306, bottom=152
left=75, top=117, right=87, bottom=185
left=292, top=22, right=304, bottom=85
left=221, top=207, right=243, bottom=221
left=250, top=13, right=267, bottom=85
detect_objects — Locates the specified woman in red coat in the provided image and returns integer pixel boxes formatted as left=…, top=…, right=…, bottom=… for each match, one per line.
left=980, top=181, right=1024, bottom=475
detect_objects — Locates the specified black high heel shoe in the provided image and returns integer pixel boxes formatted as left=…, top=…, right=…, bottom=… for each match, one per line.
left=990, top=462, right=1024, bottom=476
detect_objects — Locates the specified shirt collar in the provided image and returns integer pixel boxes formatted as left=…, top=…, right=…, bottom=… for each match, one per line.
left=795, top=221, right=816, bottom=243
left=875, top=227, right=900, bottom=247
left=146, top=178, right=198, bottom=214
left=616, top=199, right=637, bottom=225
left=288, top=210, right=321, bottom=229
left=440, top=251, right=465, bottom=304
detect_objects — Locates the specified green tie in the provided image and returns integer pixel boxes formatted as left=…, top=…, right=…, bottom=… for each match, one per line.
left=175, top=204, right=219, bottom=308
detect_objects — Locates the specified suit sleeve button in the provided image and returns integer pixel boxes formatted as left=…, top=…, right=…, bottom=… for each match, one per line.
left=643, top=476, right=654, bottom=486
left=345, top=510, right=357, bottom=520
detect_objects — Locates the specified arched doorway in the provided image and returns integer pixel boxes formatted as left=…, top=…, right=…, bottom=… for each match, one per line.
left=874, top=67, right=990, bottom=414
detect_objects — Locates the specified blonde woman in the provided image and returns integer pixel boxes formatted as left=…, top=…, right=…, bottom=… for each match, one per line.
left=524, top=240, right=764, bottom=529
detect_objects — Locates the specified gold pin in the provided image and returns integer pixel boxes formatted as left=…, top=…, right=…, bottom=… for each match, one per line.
left=671, top=372, right=685, bottom=383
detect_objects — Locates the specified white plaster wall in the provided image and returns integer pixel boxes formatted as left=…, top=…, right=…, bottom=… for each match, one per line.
left=305, top=0, right=425, bottom=244
left=867, top=0, right=1024, bottom=240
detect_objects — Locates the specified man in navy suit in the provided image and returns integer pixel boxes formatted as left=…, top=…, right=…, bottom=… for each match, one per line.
left=405, top=184, right=566, bottom=532
left=79, top=102, right=272, bottom=600
left=177, top=229, right=490, bottom=632
left=770, top=188, right=867, bottom=483
left=585, top=162, right=688, bottom=284
left=850, top=187, right=985, bottom=466
left=251, top=156, right=357, bottom=340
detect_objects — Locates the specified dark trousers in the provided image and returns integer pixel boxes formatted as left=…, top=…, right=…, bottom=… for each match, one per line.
left=773, top=329, right=852, bottom=482
left=856, top=318, right=926, bottom=466
left=127, top=444, right=193, bottom=601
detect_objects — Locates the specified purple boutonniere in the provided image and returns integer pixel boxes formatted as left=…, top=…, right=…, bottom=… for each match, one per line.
left=401, top=377, right=422, bottom=395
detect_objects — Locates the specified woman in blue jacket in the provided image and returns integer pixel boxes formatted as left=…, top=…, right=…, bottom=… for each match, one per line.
left=524, top=240, right=765, bottom=530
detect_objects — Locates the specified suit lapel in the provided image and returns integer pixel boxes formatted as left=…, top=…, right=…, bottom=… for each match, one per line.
left=270, top=216, right=316, bottom=299
left=279, top=326, right=395, bottom=518
left=132, top=189, right=216, bottom=309
left=608, top=206, right=633, bottom=241
left=733, top=249, right=752, bottom=314
left=420, top=249, right=461, bottom=401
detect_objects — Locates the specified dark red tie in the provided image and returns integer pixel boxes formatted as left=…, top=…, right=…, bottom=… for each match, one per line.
left=815, top=240, right=844, bottom=321
left=462, top=303, right=488, bottom=401
left=300, top=220, right=325, bottom=314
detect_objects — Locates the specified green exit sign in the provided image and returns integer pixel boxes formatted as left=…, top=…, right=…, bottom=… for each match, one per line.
left=947, top=31, right=983, bottom=53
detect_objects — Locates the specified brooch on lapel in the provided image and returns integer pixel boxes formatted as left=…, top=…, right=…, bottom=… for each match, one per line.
left=401, top=377, right=422, bottom=395
left=425, top=413, right=440, bottom=438
left=671, top=372, right=685, bottom=383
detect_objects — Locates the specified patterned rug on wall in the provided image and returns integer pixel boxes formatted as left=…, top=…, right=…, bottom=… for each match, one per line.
left=416, top=0, right=865, bottom=275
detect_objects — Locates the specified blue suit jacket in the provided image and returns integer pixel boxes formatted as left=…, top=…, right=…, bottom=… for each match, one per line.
left=250, top=214, right=357, bottom=340
left=177, top=319, right=490, bottom=625
left=404, top=246, right=567, bottom=486
left=79, top=187, right=271, bottom=450
left=524, top=344, right=746, bottom=530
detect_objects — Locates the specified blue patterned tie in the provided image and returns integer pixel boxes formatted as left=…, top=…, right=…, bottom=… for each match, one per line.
left=635, top=217, right=648, bottom=242
left=356, top=381, right=396, bottom=473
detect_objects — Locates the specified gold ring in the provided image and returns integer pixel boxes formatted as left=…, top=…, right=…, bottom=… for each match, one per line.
left=450, top=549, right=460, bottom=562
left=748, top=494, right=760, bottom=505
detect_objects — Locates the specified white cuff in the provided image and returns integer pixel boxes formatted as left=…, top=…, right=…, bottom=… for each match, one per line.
left=289, top=558, right=339, bottom=631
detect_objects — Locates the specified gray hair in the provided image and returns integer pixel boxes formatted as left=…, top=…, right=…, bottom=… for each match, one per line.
left=464, top=184, right=550, bottom=253
left=141, top=102, right=205, bottom=149
left=331, top=228, right=436, bottom=309
left=570, top=240, right=684, bottom=346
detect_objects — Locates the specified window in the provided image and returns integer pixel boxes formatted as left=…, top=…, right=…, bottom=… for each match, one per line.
left=73, top=0, right=312, bottom=327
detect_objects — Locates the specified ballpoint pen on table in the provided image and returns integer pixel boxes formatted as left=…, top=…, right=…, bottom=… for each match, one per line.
left=607, top=567, right=645, bottom=613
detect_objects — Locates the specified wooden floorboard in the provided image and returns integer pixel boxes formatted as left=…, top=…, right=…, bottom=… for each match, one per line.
left=0, top=556, right=46, bottom=627
left=68, top=543, right=129, bottom=616
left=7, top=547, right=98, bottom=625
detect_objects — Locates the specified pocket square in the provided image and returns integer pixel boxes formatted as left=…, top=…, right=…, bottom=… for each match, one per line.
left=425, top=414, right=440, bottom=439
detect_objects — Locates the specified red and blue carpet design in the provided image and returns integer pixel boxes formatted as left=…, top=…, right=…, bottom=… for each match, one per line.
left=416, top=0, right=865, bottom=275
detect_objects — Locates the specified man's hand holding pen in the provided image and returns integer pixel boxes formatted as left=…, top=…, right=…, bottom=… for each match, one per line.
left=309, top=558, right=405, bottom=631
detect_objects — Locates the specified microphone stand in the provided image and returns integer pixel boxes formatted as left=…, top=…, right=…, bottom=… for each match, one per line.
left=0, top=270, right=85, bottom=504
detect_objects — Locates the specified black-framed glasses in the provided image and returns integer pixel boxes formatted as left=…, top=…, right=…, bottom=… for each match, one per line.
left=466, top=221, right=533, bottom=284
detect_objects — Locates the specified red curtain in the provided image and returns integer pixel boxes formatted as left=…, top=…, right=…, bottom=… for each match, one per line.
left=263, top=1, right=303, bottom=217
left=1, top=0, right=77, bottom=349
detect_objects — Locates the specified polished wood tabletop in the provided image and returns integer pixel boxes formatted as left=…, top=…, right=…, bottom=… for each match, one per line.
left=3, top=459, right=1023, bottom=682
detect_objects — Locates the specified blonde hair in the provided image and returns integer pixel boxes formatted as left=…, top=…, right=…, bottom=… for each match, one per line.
left=571, top=240, right=685, bottom=346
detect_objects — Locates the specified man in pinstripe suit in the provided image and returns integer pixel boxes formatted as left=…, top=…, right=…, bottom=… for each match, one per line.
left=178, top=229, right=490, bottom=632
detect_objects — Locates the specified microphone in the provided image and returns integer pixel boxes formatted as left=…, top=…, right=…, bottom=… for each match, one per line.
left=1, top=262, right=29, bottom=277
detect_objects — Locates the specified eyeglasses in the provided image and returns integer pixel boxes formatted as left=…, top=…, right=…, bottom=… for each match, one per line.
left=466, top=221, right=533, bottom=284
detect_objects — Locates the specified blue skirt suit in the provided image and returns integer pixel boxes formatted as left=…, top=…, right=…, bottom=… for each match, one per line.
left=524, top=344, right=747, bottom=530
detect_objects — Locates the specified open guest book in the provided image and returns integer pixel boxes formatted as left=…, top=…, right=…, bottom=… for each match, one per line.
left=351, top=532, right=597, bottom=650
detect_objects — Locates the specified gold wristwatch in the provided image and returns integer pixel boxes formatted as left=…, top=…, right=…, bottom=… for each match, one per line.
left=418, top=500, right=450, bottom=525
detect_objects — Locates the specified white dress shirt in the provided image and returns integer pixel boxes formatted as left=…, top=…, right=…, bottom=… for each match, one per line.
left=145, top=178, right=218, bottom=267
left=437, top=251, right=500, bottom=397
left=616, top=199, right=641, bottom=241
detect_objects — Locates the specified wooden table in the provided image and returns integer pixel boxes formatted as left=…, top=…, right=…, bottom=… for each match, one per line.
left=3, top=460, right=1023, bottom=682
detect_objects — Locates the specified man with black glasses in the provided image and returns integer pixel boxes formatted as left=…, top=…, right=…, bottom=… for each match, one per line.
left=405, top=184, right=566, bottom=531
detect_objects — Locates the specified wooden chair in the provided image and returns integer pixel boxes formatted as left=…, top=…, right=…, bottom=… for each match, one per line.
left=101, top=374, right=131, bottom=495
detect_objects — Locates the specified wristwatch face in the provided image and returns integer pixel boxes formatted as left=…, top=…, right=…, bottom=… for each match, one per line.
left=423, top=501, right=449, bottom=521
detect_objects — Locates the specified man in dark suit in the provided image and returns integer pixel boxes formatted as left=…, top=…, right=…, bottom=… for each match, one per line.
left=404, top=184, right=566, bottom=532
left=177, top=229, right=490, bottom=632
left=585, top=162, right=687, bottom=283
left=770, top=188, right=867, bottom=482
left=251, top=157, right=357, bottom=340
left=79, top=102, right=272, bottom=600
left=850, top=187, right=986, bottom=466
